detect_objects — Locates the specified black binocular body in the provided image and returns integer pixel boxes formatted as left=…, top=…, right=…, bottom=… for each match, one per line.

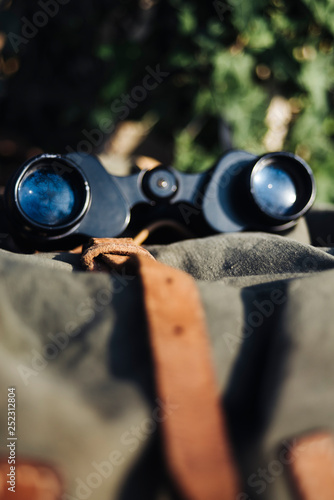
left=3, top=150, right=316, bottom=250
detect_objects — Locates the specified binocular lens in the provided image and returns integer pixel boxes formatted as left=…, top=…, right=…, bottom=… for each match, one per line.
left=18, top=168, right=76, bottom=226
left=9, top=156, right=91, bottom=233
left=250, top=153, right=315, bottom=223
left=252, top=165, right=297, bottom=217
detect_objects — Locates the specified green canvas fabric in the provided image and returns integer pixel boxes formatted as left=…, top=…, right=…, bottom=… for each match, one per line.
left=0, top=208, right=334, bottom=500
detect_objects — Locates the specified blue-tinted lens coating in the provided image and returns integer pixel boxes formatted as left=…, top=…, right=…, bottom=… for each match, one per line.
left=252, top=165, right=297, bottom=217
left=18, top=169, right=76, bottom=226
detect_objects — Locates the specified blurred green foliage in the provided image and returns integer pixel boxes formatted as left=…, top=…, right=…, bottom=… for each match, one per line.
left=1, top=0, right=334, bottom=201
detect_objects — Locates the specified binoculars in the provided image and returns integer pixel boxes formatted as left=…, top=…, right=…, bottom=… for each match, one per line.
left=3, top=150, right=316, bottom=249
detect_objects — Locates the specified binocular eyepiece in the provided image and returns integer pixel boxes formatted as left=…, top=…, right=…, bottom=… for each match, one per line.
left=3, top=150, right=316, bottom=249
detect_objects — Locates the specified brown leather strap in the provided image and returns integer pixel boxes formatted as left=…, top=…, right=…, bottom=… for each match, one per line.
left=82, top=237, right=155, bottom=273
left=0, top=460, right=62, bottom=499
left=82, top=238, right=240, bottom=500
left=287, top=432, right=334, bottom=500
left=137, top=254, right=240, bottom=500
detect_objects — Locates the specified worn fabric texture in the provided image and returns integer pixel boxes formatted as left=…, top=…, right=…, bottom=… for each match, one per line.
left=0, top=207, right=334, bottom=500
